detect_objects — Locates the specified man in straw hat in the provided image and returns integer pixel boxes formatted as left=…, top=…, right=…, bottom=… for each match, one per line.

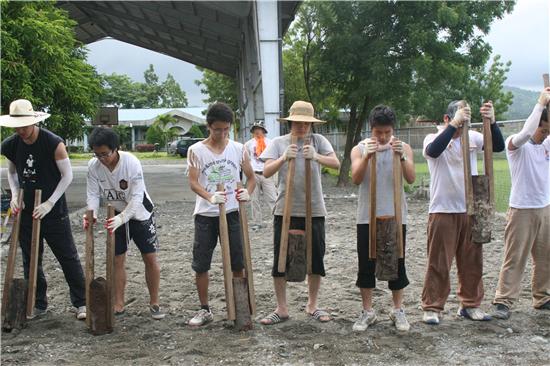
left=1, top=99, right=86, bottom=320
left=259, top=100, right=340, bottom=325
left=243, top=121, right=277, bottom=228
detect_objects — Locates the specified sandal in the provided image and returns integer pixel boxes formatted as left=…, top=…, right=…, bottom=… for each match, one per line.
left=260, top=312, right=289, bottom=325
left=308, top=309, right=332, bottom=322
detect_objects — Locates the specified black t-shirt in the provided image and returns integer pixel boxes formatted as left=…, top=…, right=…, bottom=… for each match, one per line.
left=1, top=128, right=68, bottom=219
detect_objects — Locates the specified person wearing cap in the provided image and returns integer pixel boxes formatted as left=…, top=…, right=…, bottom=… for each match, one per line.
left=421, top=100, right=505, bottom=325
left=243, top=121, right=277, bottom=227
left=259, top=101, right=340, bottom=325
left=0, top=99, right=86, bottom=320
left=489, top=88, right=550, bottom=319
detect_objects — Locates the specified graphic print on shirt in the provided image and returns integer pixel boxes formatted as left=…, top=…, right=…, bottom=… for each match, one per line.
left=119, top=179, right=128, bottom=190
left=103, top=188, right=126, bottom=201
left=22, top=154, right=38, bottom=183
left=202, top=158, right=238, bottom=197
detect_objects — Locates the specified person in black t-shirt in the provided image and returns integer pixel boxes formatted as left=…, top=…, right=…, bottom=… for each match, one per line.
left=1, top=99, right=86, bottom=320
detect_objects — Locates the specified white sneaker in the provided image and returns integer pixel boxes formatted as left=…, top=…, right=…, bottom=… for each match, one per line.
left=352, top=309, right=377, bottom=332
left=423, top=310, right=439, bottom=325
left=188, top=309, right=213, bottom=326
left=390, top=308, right=410, bottom=331
left=76, top=306, right=86, bottom=320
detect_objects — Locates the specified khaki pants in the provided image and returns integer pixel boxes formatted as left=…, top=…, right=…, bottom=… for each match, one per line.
left=250, top=173, right=277, bottom=225
left=493, top=205, right=550, bottom=308
left=421, top=213, right=484, bottom=312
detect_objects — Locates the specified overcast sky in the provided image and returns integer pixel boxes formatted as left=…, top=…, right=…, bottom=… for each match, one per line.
left=86, top=0, right=549, bottom=106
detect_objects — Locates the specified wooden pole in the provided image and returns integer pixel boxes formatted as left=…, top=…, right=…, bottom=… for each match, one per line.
left=460, top=121, right=474, bottom=215
left=544, top=74, right=550, bottom=108
left=2, top=189, right=23, bottom=323
left=217, top=183, right=236, bottom=321
left=304, top=135, right=313, bottom=275
left=85, top=210, right=95, bottom=328
left=105, top=205, right=115, bottom=330
left=368, top=153, right=377, bottom=259
left=236, top=182, right=256, bottom=316
left=278, top=135, right=297, bottom=273
left=26, top=189, right=42, bottom=318
left=393, top=154, right=404, bottom=259
left=482, top=113, right=494, bottom=207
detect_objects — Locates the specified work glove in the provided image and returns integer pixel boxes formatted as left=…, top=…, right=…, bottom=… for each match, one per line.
left=283, top=144, right=298, bottom=161
left=236, top=188, right=250, bottom=202
left=538, top=87, right=550, bottom=106
left=10, top=194, right=23, bottom=215
left=82, top=213, right=97, bottom=230
left=209, top=191, right=227, bottom=204
left=479, top=101, right=496, bottom=124
left=363, top=138, right=378, bottom=159
left=105, top=213, right=125, bottom=234
left=33, top=200, right=54, bottom=219
left=390, top=138, right=404, bottom=157
left=302, top=144, right=319, bottom=161
left=450, top=106, right=471, bottom=128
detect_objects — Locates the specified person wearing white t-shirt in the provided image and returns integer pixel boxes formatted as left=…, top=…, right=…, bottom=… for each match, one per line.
left=85, top=127, right=165, bottom=320
left=490, top=88, right=550, bottom=319
left=421, top=100, right=505, bottom=325
left=244, top=121, right=277, bottom=226
left=186, top=102, right=256, bottom=327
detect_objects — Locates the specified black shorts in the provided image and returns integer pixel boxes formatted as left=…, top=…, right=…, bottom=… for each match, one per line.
left=192, top=211, right=244, bottom=273
left=114, top=212, right=159, bottom=256
left=272, top=215, right=326, bottom=277
left=356, top=224, right=409, bottom=290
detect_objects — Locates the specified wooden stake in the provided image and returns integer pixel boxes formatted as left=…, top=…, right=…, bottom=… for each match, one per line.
left=26, top=189, right=42, bottom=318
left=368, top=154, right=377, bottom=259
left=304, top=135, right=313, bottom=275
left=217, top=183, right=236, bottom=321
left=460, top=121, right=474, bottom=215
left=85, top=210, right=95, bottom=328
left=105, top=205, right=115, bottom=330
left=236, top=182, right=256, bottom=316
left=393, top=154, right=404, bottom=259
left=482, top=114, right=494, bottom=207
left=278, top=135, right=297, bottom=273
left=2, top=189, right=23, bottom=323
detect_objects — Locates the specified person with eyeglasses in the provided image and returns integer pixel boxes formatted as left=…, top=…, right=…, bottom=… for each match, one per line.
left=0, top=99, right=87, bottom=320
left=84, top=127, right=165, bottom=320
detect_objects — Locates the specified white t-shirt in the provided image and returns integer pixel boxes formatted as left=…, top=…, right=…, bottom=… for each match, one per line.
left=87, top=151, right=154, bottom=221
left=506, top=136, right=550, bottom=209
left=188, top=140, right=244, bottom=217
left=244, top=137, right=271, bottom=172
left=423, top=127, right=483, bottom=213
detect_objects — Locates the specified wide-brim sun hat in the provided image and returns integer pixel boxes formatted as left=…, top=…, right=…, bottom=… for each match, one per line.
left=250, top=121, right=268, bottom=134
left=0, top=99, right=50, bottom=128
left=277, top=100, right=325, bottom=123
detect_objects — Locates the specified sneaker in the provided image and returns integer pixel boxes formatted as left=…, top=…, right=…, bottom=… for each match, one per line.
left=489, top=303, right=510, bottom=320
left=457, top=307, right=491, bottom=321
left=389, top=308, right=410, bottom=331
left=188, top=309, right=213, bottom=326
left=76, top=306, right=87, bottom=320
left=423, top=311, right=440, bottom=325
left=27, top=307, right=47, bottom=320
left=149, top=305, right=166, bottom=320
left=352, top=309, right=377, bottom=332
left=536, top=300, right=550, bottom=310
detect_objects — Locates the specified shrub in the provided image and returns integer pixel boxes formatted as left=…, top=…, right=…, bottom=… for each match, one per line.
left=135, top=144, right=156, bottom=152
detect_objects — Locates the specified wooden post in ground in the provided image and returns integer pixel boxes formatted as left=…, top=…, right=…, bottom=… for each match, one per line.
left=278, top=135, right=297, bottom=273
left=368, top=154, right=377, bottom=259
left=2, top=279, right=27, bottom=331
left=105, top=205, right=115, bottom=330
left=392, top=154, right=404, bottom=258
left=85, top=210, right=95, bottom=328
left=2, top=189, right=23, bottom=325
left=26, top=189, right=42, bottom=318
left=304, top=136, right=313, bottom=275
left=460, top=120, right=474, bottom=215
left=217, top=183, right=236, bottom=321
left=482, top=113, right=494, bottom=207
left=236, top=183, right=256, bottom=317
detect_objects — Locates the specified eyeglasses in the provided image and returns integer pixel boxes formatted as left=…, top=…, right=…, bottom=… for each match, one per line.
left=93, top=150, right=114, bottom=159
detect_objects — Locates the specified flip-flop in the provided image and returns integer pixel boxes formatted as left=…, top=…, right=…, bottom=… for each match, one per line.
left=260, top=312, right=289, bottom=325
left=308, top=309, right=332, bottom=322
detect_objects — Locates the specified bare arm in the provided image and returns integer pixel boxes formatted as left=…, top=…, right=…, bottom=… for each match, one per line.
left=263, top=156, right=286, bottom=178
left=316, top=152, right=340, bottom=169
left=401, top=143, right=415, bottom=184
left=351, top=145, right=369, bottom=185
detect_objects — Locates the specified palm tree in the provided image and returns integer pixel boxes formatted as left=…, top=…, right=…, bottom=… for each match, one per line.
left=152, top=114, right=179, bottom=153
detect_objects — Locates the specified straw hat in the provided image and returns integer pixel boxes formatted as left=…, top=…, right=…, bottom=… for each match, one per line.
left=277, top=101, right=325, bottom=123
left=0, top=99, right=50, bottom=128
left=250, top=121, right=268, bottom=134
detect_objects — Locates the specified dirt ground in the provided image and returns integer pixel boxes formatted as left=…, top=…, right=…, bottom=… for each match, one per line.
left=1, top=176, right=549, bottom=366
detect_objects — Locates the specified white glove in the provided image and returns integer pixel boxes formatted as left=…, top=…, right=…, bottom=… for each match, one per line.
left=82, top=214, right=97, bottom=230
left=105, top=213, right=125, bottom=234
left=236, top=188, right=250, bottom=202
left=450, top=106, right=471, bottom=128
left=302, top=145, right=319, bottom=161
left=479, top=101, right=495, bottom=124
left=538, top=88, right=550, bottom=106
left=283, top=144, right=298, bottom=161
left=10, top=195, right=23, bottom=215
left=363, top=138, right=378, bottom=159
left=209, top=191, right=226, bottom=204
left=390, top=138, right=404, bottom=156
left=33, top=200, right=54, bottom=219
